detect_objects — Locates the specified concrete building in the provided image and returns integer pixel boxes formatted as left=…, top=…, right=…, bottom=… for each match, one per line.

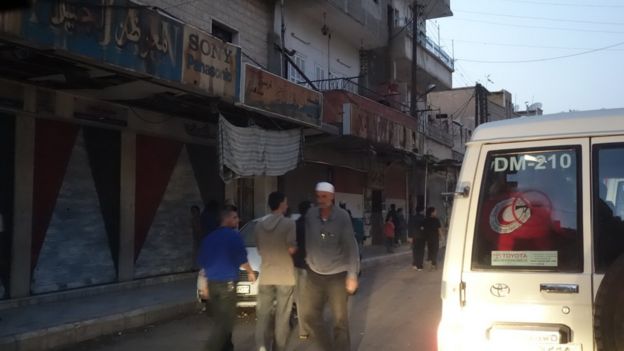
left=273, top=0, right=455, bottom=244
left=428, top=85, right=519, bottom=157
left=0, top=0, right=456, bottom=301
left=0, top=0, right=318, bottom=300
left=516, top=103, right=544, bottom=116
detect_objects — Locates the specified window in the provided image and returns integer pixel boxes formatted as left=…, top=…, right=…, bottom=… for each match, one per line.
left=315, top=65, right=325, bottom=81
left=288, top=54, right=306, bottom=84
left=472, top=147, right=582, bottom=272
left=593, top=144, right=624, bottom=272
left=212, top=21, right=237, bottom=43
left=314, top=65, right=326, bottom=89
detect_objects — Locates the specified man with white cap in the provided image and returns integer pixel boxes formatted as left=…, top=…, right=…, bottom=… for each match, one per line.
left=301, top=181, right=360, bottom=350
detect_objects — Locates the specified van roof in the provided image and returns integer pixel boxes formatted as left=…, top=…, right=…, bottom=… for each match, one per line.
left=470, top=108, right=624, bottom=143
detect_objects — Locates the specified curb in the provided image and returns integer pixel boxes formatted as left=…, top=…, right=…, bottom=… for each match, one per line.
left=0, top=300, right=200, bottom=351
left=0, top=250, right=408, bottom=351
left=0, top=273, right=196, bottom=312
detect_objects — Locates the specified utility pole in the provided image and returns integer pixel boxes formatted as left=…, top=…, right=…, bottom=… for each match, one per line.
left=280, top=0, right=288, bottom=78
left=410, top=1, right=419, bottom=120
left=474, top=83, right=480, bottom=128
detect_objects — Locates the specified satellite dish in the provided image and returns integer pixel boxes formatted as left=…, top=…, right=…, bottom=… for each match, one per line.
left=528, top=102, right=543, bottom=110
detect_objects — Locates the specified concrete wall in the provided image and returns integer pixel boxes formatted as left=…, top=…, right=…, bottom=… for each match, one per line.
left=429, top=87, right=517, bottom=155
left=144, top=0, right=273, bottom=68
left=426, top=170, right=452, bottom=225
left=426, top=137, right=453, bottom=161
left=283, top=162, right=331, bottom=214
left=278, top=5, right=362, bottom=82
left=429, top=87, right=477, bottom=155
left=488, top=90, right=516, bottom=122
left=429, top=88, right=477, bottom=130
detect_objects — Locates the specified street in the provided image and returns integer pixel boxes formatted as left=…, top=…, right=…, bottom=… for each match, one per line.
left=62, top=256, right=442, bottom=351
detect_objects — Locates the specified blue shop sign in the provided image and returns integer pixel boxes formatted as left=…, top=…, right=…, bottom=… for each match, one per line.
left=17, top=0, right=183, bottom=81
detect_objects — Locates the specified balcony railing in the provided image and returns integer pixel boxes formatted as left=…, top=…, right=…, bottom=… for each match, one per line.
left=300, top=77, right=412, bottom=115
left=424, top=119, right=453, bottom=146
left=301, top=77, right=455, bottom=145
left=393, top=19, right=454, bottom=70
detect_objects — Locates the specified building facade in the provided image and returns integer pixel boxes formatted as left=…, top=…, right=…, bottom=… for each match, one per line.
left=0, top=0, right=458, bottom=300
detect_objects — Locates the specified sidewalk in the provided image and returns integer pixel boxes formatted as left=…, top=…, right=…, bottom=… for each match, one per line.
left=0, top=245, right=411, bottom=351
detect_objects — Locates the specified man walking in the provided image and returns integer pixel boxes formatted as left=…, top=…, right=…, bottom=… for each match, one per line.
left=198, top=205, right=256, bottom=351
left=423, top=207, right=442, bottom=271
left=409, top=207, right=426, bottom=270
left=254, top=192, right=297, bottom=351
left=303, top=182, right=360, bottom=351
left=396, top=208, right=407, bottom=245
left=293, top=200, right=312, bottom=339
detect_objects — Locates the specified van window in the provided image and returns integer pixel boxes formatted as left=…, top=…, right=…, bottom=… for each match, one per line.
left=593, top=144, right=624, bottom=272
left=472, top=147, right=582, bottom=272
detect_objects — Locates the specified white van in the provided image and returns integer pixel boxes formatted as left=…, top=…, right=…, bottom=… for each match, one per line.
left=438, top=108, right=624, bottom=351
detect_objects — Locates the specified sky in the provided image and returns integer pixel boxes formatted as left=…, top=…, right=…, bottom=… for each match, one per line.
left=432, top=0, right=624, bottom=114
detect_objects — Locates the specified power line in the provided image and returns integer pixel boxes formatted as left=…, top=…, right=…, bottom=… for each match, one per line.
left=389, top=17, right=413, bottom=41
left=389, top=5, right=438, bottom=42
left=451, top=18, right=624, bottom=34
left=242, top=52, right=268, bottom=71
left=448, top=38, right=624, bottom=51
left=454, top=69, right=472, bottom=87
left=498, top=0, right=624, bottom=8
left=449, top=92, right=476, bottom=118
left=454, top=9, right=624, bottom=26
left=457, top=40, right=624, bottom=63
left=453, top=63, right=475, bottom=87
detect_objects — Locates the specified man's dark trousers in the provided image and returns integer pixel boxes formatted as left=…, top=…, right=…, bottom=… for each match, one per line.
left=426, top=232, right=440, bottom=266
left=303, top=270, right=350, bottom=351
left=412, top=236, right=426, bottom=268
left=205, top=281, right=237, bottom=351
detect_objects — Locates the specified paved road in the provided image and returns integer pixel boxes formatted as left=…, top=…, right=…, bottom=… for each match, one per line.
left=63, top=256, right=442, bottom=351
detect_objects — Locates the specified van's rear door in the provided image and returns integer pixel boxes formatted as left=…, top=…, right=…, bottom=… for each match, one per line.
left=460, top=138, right=593, bottom=351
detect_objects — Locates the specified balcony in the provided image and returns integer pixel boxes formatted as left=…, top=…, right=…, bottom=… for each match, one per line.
left=312, top=77, right=455, bottom=153
left=424, top=118, right=453, bottom=146
left=389, top=20, right=454, bottom=90
left=287, top=0, right=388, bottom=49
left=301, top=77, right=411, bottom=114
left=418, top=0, right=453, bottom=20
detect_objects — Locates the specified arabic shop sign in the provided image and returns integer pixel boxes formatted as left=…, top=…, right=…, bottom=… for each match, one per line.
left=242, top=65, right=322, bottom=127
left=182, top=26, right=241, bottom=102
left=6, top=0, right=183, bottom=81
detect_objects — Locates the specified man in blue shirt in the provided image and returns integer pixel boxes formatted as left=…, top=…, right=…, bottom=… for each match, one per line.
left=198, top=205, right=256, bottom=351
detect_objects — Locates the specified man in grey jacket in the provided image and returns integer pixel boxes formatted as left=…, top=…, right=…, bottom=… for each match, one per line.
left=254, top=191, right=297, bottom=351
left=302, top=182, right=360, bottom=351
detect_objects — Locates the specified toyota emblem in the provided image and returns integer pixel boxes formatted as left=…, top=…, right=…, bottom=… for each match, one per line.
left=490, top=283, right=510, bottom=297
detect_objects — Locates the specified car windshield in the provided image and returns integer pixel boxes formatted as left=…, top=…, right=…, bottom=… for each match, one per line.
left=239, top=221, right=257, bottom=247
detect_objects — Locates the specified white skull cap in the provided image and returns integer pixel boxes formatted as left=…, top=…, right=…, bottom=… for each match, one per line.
left=315, top=182, right=335, bottom=193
